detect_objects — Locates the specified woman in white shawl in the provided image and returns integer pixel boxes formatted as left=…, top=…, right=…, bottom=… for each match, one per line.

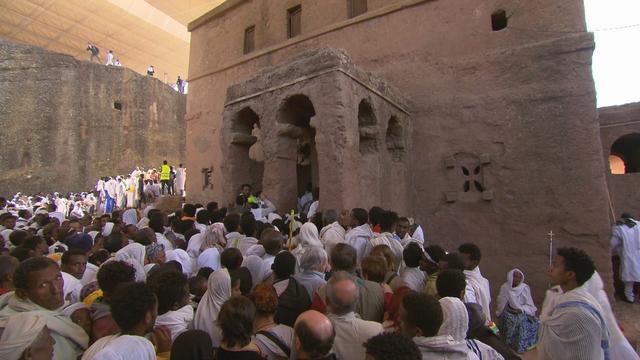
left=438, top=297, right=503, bottom=360
left=114, top=242, right=146, bottom=281
left=242, top=255, right=266, bottom=288
left=122, top=208, right=138, bottom=226
left=292, top=222, right=322, bottom=269
left=197, top=248, right=221, bottom=272
left=166, top=248, right=193, bottom=276
left=193, top=268, right=232, bottom=347
left=495, top=268, right=539, bottom=353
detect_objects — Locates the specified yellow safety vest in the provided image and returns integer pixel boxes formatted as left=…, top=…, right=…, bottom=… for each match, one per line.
left=160, top=164, right=171, bottom=180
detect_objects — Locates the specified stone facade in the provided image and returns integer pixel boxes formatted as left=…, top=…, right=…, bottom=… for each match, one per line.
left=0, top=39, right=186, bottom=195
left=186, top=0, right=611, bottom=302
left=599, top=102, right=640, bottom=221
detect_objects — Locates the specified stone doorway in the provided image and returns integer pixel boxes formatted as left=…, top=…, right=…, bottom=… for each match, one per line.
left=277, top=94, right=318, bottom=200
left=226, top=106, right=264, bottom=194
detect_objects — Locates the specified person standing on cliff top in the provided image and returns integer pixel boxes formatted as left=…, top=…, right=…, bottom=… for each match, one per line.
left=147, top=65, right=155, bottom=76
left=86, top=42, right=100, bottom=63
left=105, top=50, right=114, bottom=66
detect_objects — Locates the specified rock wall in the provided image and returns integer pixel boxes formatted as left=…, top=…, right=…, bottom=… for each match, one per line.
left=0, top=38, right=186, bottom=195
left=186, top=0, right=611, bottom=303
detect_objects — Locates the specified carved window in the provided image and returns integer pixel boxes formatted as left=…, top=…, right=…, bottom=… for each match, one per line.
left=287, top=5, right=302, bottom=38
left=461, top=165, right=484, bottom=193
left=358, top=99, right=378, bottom=155
left=348, top=0, right=367, bottom=18
left=385, top=116, right=404, bottom=161
left=244, top=25, right=255, bottom=54
left=491, top=10, right=507, bottom=31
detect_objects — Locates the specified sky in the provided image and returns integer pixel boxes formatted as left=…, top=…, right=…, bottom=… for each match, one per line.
left=584, top=0, right=640, bottom=107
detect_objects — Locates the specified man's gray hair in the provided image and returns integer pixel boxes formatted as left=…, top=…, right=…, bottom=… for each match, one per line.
left=326, top=271, right=358, bottom=315
left=322, top=209, right=338, bottom=227
left=299, top=247, right=328, bottom=272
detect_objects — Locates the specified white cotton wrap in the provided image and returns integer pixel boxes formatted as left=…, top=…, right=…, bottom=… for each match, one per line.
left=0, top=313, right=47, bottom=360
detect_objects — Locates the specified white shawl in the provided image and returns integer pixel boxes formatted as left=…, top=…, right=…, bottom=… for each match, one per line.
left=538, top=286, right=609, bottom=360
left=582, top=272, right=639, bottom=360
left=114, top=242, right=146, bottom=281
left=463, top=266, right=492, bottom=321
left=122, top=209, right=138, bottom=226
left=495, top=269, right=536, bottom=317
left=166, top=249, right=193, bottom=276
left=345, top=224, right=374, bottom=264
left=0, top=292, right=88, bottom=359
left=0, top=313, right=47, bottom=360
left=193, top=268, right=231, bottom=347
left=319, top=221, right=346, bottom=255
left=81, top=334, right=155, bottom=360
left=196, top=247, right=221, bottom=272
left=438, top=297, right=469, bottom=342
left=242, top=255, right=266, bottom=287
left=155, top=304, right=194, bottom=341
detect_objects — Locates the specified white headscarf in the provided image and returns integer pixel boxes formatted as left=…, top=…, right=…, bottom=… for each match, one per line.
left=495, top=268, right=536, bottom=317
left=101, top=222, right=114, bottom=237
left=438, top=297, right=469, bottom=342
left=1, top=229, right=13, bottom=244
left=62, top=302, right=88, bottom=317
left=115, top=242, right=146, bottom=281
left=196, top=248, right=221, bottom=272
left=0, top=313, right=48, bottom=360
left=193, top=268, right=231, bottom=346
left=298, top=222, right=322, bottom=248
left=242, top=255, right=265, bottom=287
left=122, top=209, right=138, bottom=226
left=166, top=249, right=193, bottom=276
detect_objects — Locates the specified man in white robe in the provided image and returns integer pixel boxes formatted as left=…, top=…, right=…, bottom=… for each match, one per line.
left=320, top=210, right=347, bottom=256
left=344, top=208, right=374, bottom=265
left=175, top=164, right=186, bottom=197
left=104, top=177, right=118, bottom=214
left=116, top=177, right=127, bottom=209
left=0, top=258, right=88, bottom=359
left=459, top=243, right=492, bottom=321
left=610, top=214, right=640, bottom=303
left=126, top=175, right=137, bottom=208
left=539, top=247, right=609, bottom=360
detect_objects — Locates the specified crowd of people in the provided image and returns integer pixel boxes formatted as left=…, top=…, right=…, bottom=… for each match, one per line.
left=0, top=182, right=638, bottom=359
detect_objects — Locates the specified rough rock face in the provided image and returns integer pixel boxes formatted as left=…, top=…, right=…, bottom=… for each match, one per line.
left=599, top=102, right=640, bottom=220
left=186, top=0, right=612, bottom=303
left=0, top=39, right=186, bottom=195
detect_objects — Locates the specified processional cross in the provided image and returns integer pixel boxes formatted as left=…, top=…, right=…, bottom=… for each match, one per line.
left=547, top=230, right=554, bottom=266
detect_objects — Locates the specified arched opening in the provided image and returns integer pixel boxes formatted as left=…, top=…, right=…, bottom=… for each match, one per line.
left=609, top=155, right=625, bottom=175
left=21, top=151, right=31, bottom=167
left=611, top=133, right=640, bottom=174
left=278, top=95, right=318, bottom=197
left=228, top=107, right=263, bottom=192
left=385, top=116, right=404, bottom=161
left=358, top=99, right=378, bottom=155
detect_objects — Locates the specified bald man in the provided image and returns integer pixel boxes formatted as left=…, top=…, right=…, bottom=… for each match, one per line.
left=294, top=310, right=336, bottom=360
left=326, top=271, right=383, bottom=360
